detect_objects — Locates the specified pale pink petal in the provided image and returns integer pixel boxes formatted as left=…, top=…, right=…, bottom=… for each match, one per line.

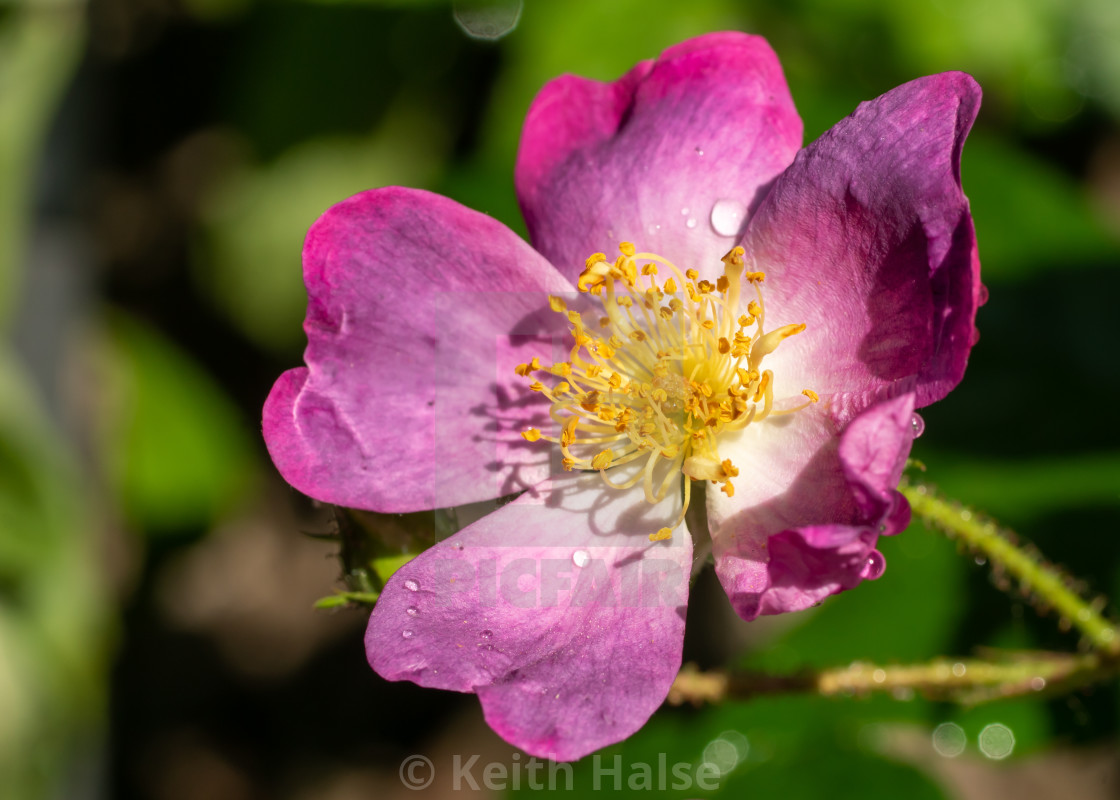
left=263, top=187, right=576, bottom=512
left=711, top=394, right=915, bottom=619
left=366, top=470, right=690, bottom=761
left=516, top=32, right=801, bottom=279
left=744, top=73, right=982, bottom=410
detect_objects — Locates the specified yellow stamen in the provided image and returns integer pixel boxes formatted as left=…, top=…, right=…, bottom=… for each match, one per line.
left=516, top=243, right=816, bottom=542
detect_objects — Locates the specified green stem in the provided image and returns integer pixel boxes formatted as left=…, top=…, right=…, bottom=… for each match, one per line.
left=669, top=649, right=1120, bottom=707
left=901, top=481, right=1120, bottom=655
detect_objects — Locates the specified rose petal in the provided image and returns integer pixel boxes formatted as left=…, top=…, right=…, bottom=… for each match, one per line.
left=743, top=72, right=981, bottom=410
left=263, top=187, right=575, bottom=512
left=366, top=470, right=691, bottom=760
left=516, top=32, right=801, bottom=279
left=711, top=394, right=916, bottom=619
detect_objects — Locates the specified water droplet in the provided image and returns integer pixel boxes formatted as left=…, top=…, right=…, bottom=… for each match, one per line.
left=572, top=550, right=590, bottom=568
left=402, top=629, right=414, bottom=639
left=978, top=283, right=990, bottom=305
left=1029, top=676, right=1046, bottom=691
left=645, top=222, right=661, bottom=236
left=685, top=217, right=697, bottom=229
left=872, top=669, right=887, bottom=683
left=452, top=541, right=464, bottom=551
left=694, top=147, right=704, bottom=156
left=480, top=643, right=494, bottom=651
left=863, top=550, right=886, bottom=580
left=453, top=0, right=523, bottom=40
left=910, top=413, right=925, bottom=438
left=479, top=629, right=493, bottom=640
left=680, top=207, right=690, bottom=216
left=709, top=199, right=747, bottom=237
left=406, top=607, right=419, bottom=617
left=974, top=556, right=987, bottom=566
left=404, top=579, right=420, bottom=592
left=952, top=662, right=967, bottom=677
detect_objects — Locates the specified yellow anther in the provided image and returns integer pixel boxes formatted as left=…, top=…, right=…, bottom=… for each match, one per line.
left=697, top=280, right=714, bottom=294
left=717, top=275, right=729, bottom=292
left=659, top=306, right=674, bottom=320
left=747, top=300, right=763, bottom=317
left=551, top=362, right=572, bottom=377
left=720, top=481, right=735, bottom=497
left=719, top=334, right=732, bottom=354
left=802, top=389, right=820, bottom=403
left=751, top=323, right=806, bottom=366
left=641, top=263, right=658, bottom=276
left=752, top=371, right=771, bottom=403
left=649, top=528, right=673, bottom=542
left=514, top=357, right=540, bottom=376
left=591, top=450, right=614, bottom=470
left=529, top=381, right=545, bottom=392
left=521, top=428, right=542, bottom=442
left=619, top=242, right=636, bottom=257
left=554, top=382, right=570, bottom=394
left=561, top=417, right=579, bottom=446
left=720, top=459, right=739, bottom=478
left=738, top=314, right=754, bottom=327
left=663, top=277, right=677, bottom=293
left=567, top=310, right=582, bottom=325
left=685, top=269, right=699, bottom=280
left=599, top=316, right=611, bottom=328
left=585, top=252, right=607, bottom=269
left=580, top=391, right=600, bottom=411
left=745, top=271, right=766, bottom=283
left=721, top=246, right=745, bottom=267
left=548, top=295, right=567, bottom=312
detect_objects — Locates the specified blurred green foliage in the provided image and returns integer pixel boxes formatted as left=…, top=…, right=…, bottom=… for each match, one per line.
left=0, top=0, right=1118, bottom=798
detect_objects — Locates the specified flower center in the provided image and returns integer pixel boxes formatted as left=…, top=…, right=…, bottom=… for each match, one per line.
left=517, top=243, right=817, bottom=542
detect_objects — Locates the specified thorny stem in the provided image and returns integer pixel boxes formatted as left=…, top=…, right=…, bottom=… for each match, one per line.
left=901, top=480, right=1120, bottom=656
left=669, top=649, right=1120, bottom=707
left=670, top=480, right=1120, bottom=707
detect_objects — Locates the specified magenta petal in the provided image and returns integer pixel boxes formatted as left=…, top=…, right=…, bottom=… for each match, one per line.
left=744, top=72, right=981, bottom=408
left=713, top=394, right=916, bottom=619
left=263, top=187, right=576, bottom=512
left=516, top=32, right=801, bottom=278
left=366, top=473, right=691, bottom=760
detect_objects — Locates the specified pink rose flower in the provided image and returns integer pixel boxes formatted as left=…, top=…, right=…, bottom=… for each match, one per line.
left=263, top=32, right=982, bottom=760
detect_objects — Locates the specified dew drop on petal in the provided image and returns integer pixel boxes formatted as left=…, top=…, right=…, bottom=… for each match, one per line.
left=686, top=217, right=697, bottom=229
left=680, top=207, right=690, bottom=216
left=978, top=283, right=990, bottom=305
left=402, top=629, right=414, bottom=639
left=479, top=629, right=493, bottom=640
left=405, top=607, right=419, bottom=617
left=863, top=550, right=886, bottom=580
left=710, top=199, right=747, bottom=237
left=572, top=549, right=590, bottom=568
left=404, top=579, right=420, bottom=592
left=695, top=147, right=704, bottom=156
left=910, top=413, right=925, bottom=438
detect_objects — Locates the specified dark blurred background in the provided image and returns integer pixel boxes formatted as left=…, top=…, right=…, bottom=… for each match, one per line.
left=1, top=1, right=1119, bottom=798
